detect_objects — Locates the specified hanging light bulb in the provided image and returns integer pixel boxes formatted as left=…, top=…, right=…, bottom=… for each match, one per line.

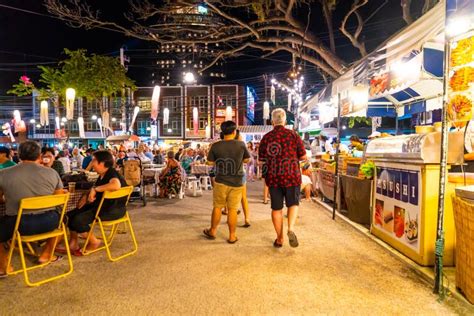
left=40, top=100, right=49, bottom=126
left=225, top=106, right=233, bottom=121
left=151, top=85, right=160, bottom=122
left=65, top=88, right=76, bottom=120
left=263, top=101, right=270, bottom=120
left=163, top=107, right=170, bottom=125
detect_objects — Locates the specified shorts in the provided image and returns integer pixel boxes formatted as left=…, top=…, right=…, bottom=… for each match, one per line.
left=213, top=182, right=243, bottom=210
left=269, top=186, right=300, bottom=210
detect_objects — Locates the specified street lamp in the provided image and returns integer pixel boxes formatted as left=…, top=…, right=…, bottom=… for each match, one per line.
left=65, top=88, right=76, bottom=120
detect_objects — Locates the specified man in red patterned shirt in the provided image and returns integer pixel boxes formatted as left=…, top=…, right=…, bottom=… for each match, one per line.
left=259, top=109, right=306, bottom=248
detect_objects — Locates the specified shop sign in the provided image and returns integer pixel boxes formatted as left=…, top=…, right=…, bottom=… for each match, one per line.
left=374, top=165, right=421, bottom=253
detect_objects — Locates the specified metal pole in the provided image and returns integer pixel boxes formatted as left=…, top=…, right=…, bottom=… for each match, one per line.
left=332, top=93, right=341, bottom=220
left=433, top=38, right=451, bottom=296
left=395, top=115, right=399, bottom=134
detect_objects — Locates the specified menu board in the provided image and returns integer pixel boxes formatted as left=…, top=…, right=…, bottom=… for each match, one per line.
left=373, top=164, right=421, bottom=253
left=447, top=32, right=474, bottom=127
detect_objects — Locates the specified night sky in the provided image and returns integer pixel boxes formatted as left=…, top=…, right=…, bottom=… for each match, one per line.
left=0, top=0, right=427, bottom=99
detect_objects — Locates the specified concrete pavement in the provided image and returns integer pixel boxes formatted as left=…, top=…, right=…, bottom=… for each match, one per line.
left=1, top=180, right=471, bottom=315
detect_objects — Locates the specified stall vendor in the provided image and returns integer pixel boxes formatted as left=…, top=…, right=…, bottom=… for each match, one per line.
left=349, top=135, right=365, bottom=151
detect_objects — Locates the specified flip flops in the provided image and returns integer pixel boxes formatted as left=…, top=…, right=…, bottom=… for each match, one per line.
left=242, top=223, right=251, bottom=228
left=35, top=255, right=64, bottom=265
left=203, top=228, right=216, bottom=240
left=227, top=237, right=238, bottom=244
left=273, top=239, right=283, bottom=248
left=287, top=231, right=299, bottom=248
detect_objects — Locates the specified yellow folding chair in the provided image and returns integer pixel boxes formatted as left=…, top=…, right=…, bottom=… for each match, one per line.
left=82, top=186, right=137, bottom=261
left=6, top=193, right=73, bottom=287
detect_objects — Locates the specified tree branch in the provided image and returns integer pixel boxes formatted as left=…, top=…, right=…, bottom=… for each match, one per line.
left=340, top=0, right=368, bottom=57
left=401, top=0, right=413, bottom=25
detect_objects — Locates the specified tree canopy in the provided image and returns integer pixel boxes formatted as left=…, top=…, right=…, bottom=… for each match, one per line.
left=8, top=48, right=135, bottom=102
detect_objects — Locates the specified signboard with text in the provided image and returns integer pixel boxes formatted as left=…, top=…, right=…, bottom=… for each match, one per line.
left=373, top=163, right=421, bottom=253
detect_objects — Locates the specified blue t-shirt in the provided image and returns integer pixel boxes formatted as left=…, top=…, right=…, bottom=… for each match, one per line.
left=82, top=155, right=93, bottom=169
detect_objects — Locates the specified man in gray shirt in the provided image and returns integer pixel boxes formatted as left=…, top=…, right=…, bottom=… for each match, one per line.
left=203, top=121, right=250, bottom=244
left=0, top=141, right=64, bottom=276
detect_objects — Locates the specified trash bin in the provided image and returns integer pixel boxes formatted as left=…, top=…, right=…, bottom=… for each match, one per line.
left=452, top=187, right=474, bottom=304
left=341, top=175, right=372, bottom=226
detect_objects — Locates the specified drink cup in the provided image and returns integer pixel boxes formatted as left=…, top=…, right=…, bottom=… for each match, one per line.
left=68, top=182, right=76, bottom=193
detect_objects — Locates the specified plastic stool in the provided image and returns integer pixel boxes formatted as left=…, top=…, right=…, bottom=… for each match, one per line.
left=189, top=179, right=202, bottom=197
left=200, top=176, right=212, bottom=190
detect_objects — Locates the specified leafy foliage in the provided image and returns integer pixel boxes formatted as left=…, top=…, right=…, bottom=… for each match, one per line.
left=8, top=49, right=135, bottom=103
left=360, top=160, right=376, bottom=179
left=348, top=116, right=371, bottom=128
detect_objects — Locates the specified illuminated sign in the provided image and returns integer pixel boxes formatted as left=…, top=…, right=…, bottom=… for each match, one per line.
left=246, top=86, right=256, bottom=123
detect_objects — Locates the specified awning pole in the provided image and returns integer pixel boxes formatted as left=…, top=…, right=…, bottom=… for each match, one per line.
left=332, top=93, right=341, bottom=220
left=395, top=116, right=399, bottom=134
left=433, top=34, right=451, bottom=297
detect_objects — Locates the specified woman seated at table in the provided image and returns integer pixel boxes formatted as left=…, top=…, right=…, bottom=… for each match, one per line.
left=41, top=147, right=65, bottom=177
left=158, top=151, right=182, bottom=198
left=59, top=150, right=128, bottom=255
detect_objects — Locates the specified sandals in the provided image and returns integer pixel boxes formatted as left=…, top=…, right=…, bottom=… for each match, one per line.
left=287, top=231, right=299, bottom=248
left=242, top=223, right=251, bottom=228
left=273, top=239, right=283, bottom=248
left=36, top=255, right=64, bottom=265
left=227, top=238, right=238, bottom=244
left=203, top=228, right=216, bottom=240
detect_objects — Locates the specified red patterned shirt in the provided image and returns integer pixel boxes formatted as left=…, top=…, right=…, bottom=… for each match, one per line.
left=258, top=125, right=306, bottom=187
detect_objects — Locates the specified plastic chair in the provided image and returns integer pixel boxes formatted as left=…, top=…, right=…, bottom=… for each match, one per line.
left=7, top=193, right=73, bottom=287
left=200, top=176, right=212, bottom=190
left=81, top=186, right=137, bottom=261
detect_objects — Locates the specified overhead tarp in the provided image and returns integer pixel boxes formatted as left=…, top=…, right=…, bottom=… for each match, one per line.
left=300, top=1, right=446, bottom=121
left=371, top=1, right=445, bottom=68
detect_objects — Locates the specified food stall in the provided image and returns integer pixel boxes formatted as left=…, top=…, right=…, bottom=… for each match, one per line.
left=365, top=131, right=464, bottom=266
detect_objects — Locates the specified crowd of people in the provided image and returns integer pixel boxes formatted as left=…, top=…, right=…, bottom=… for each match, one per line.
left=0, top=108, right=315, bottom=277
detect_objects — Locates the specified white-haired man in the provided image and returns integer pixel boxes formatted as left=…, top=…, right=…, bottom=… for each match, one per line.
left=259, top=109, right=306, bottom=248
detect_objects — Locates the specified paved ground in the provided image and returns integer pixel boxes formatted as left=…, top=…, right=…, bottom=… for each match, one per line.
left=1, top=180, right=472, bottom=315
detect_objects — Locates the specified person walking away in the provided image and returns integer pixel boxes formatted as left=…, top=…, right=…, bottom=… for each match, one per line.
left=203, top=121, right=250, bottom=243
left=0, top=147, right=16, bottom=169
left=259, top=109, right=306, bottom=248
left=0, top=141, right=65, bottom=276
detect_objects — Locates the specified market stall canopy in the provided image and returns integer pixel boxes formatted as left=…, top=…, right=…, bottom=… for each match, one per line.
left=301, top=1, right=446, bottom=120
left=238, top=125, right=293, bottom=134
left=106, top=135, right=141, bottom=142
